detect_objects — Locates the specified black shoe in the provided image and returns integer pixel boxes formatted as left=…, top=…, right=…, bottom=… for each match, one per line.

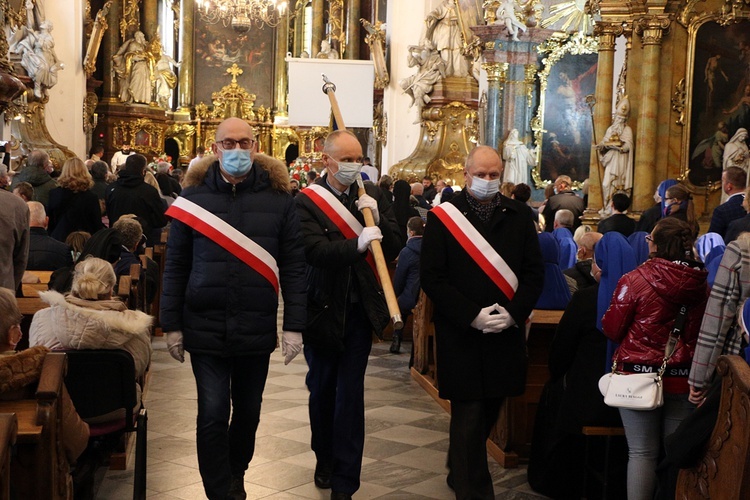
left=390, top=335, right=401, bottom=354
left=228, top=474, right=247, bottom=500
left=314, top=462, right=332, bottom=489
left=331, top=493, right=352, bottom=500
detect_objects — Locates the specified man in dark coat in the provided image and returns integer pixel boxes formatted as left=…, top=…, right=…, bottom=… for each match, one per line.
left=105, top=154, right=167, bottom=245
left=563, top=231, right=602, bottom=294
left=26, top=201, right=72, bottom=271
left=160, top=118, right=307, bottom=500
left=10, top=150, right=57, bottom=208
left=542, top=175, right=584, bottom=232
left=597, top=193, right=636, bottom=237
left=708, top=167, right=746, bottom=240
left=295, top=130, right=401, bottom=500
left=421, top=146, right=544, bottom=499
left=0, top=188, right=29, bottom=291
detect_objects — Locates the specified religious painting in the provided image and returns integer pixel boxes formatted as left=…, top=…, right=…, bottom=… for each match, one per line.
left=532, top=35, right=598, bottom=187
left=193, top=9, right=274, bottom=110
left=454, top=0, right=484, bottom=43
left=686, top=20, right=750, bottom=186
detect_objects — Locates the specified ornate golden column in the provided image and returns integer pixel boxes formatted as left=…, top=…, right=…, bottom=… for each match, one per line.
left=177, top=0, right=195, bottom=117
left=102, top=0, right=122, bottom=102
left=588, top=22, right=623, bottom=213
left=293, top=1, right=305, bottom=56
left=274, top=11, right=290, bottom=117
left=633, top=16, right=670, bottom=211
left=141, top=0, right=159, bottom=41
left=311, top=0, right=325, bottom=56
left=344, top=0, right=360, bottom=59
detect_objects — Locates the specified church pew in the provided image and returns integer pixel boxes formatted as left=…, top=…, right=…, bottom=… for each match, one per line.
left=24, top=270, right=53, bottom=285
left=676, top=355, right=750, bottom=499
left=0, top=352, right=69, bottom=499
left=410, top=291, right=563, bottom=467
left=0, top=414, right=17, bottom=500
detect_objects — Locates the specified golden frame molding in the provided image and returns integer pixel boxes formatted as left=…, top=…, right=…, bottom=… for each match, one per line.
left=679, top=3, right=750, bottom=191
left=530, top=32, right=598, bottom=189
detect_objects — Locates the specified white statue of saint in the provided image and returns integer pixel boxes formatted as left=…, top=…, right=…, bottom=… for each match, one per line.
left=723, top=128, right=750, bottom=173
left=495, top=0, right=527, bottom=42
left=597, top=96, right=634, bottom=209
left=9, top=0, right=64, bottom=98
left=424, top=0, right=469, bottom=77
left=502, top=129, right=535, bottom=185
left=112, top=31, right=153, bottom=104
left=399, top=40, right=446, bottom=123
left=315, top=40, right=339, bottom=59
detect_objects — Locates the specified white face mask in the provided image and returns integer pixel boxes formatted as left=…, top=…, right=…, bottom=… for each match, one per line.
left=332, top=161, right=363, bottom=186
left=469, top=176, right=499, bottom=200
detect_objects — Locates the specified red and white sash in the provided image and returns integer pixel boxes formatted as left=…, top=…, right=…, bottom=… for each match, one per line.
left=166, top=196, right=280, bottom=294
left=300, top=184, right=378, bottom=278
left=432, top=203, right=518, bottom=300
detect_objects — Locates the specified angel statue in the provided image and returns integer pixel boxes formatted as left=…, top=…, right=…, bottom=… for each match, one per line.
left=9, top=0, right=65, bottom=98
left=151, top=38, right=181, bottom=109
left=399, top=40, right=446, bottom=123
left=495, top=0, right=528, bottom=42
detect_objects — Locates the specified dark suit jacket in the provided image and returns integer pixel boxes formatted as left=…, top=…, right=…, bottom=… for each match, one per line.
left=421, top=192, right=544, bottom=400
left=708, top=193, right=746, bottom=240
left=725, top=213, right=750, bottom=244
left=597, top=213, right=636, bottom=237
left=27, top=227, right=73, bottom=271
left=542, top=190, right=585, bottom=232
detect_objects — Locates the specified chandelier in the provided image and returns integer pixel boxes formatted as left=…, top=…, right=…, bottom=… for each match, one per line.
left=196, top=0, right=288, bottom=33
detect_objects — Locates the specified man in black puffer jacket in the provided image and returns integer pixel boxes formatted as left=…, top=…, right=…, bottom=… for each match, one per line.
left=295, top=130, right=401, bottom=500
left=160, top=118, right=307, bottom=500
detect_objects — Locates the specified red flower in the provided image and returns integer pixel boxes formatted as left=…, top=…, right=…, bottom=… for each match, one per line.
left=303, top=164, right=310, bottom=171
left=292, top=173, right=300, bottom=180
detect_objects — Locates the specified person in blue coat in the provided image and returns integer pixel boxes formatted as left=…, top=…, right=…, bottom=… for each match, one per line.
left=160, top=118, right=307, bottom=500
left=391, top=216, right=424, bottom=353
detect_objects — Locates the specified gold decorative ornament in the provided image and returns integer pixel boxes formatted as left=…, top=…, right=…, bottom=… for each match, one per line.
left=114, top=117, right=167, bottom=154
left=361, top=19, right=389, bottom=89
left=524, top=63, right=537, bottom=108
left=119, top=0, right=140, bottom=41
left=541, top=0, right=593, bottom=34
left=83, top=91, right=98, bottom=133
left=195, top=0, right=288, bottom=32
left=634, top=16, right=672, bottom=46
left=672, top=78, right=686, bottom=127
left=209, top=64, right=258, bottom=121
left=83, top=1, right=112, bottom=78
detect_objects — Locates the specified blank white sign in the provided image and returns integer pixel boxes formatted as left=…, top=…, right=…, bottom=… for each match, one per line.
left=287, top=58, right=374, bottom=128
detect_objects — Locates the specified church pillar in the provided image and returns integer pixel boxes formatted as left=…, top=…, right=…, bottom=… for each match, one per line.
left=101, top=0, right=122, bottom=102
left=633, top=16, right=671, bottom=211
left=293, top=1, right=305, bottom=56
left=141, top=0, right=159, bottom=41
left=329, top=0, right=343, bottom=55
left=344, top=0, right=360, bottom=59
left=588, top=22, right=622, bottom=212
left=311, top=0, right=325, bottom=56
left=177, top=0, right=195, bottom=116
left=481, top=62, right=508, bottom=151
left=274, top=10, right=290, bottom=117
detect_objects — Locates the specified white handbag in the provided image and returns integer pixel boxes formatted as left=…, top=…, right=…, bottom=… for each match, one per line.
left=599, top=305, right=687, bottom=411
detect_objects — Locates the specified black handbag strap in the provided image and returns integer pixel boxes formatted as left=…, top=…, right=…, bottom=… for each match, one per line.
left=660, top=304, right=689, bottom=376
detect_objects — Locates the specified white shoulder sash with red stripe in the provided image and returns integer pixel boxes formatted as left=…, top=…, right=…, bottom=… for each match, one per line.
left=166, top=196, right=280, bottom=294
left=432, top=202, right=518, bottom=300
left=300, top=184, right=378, bottom=278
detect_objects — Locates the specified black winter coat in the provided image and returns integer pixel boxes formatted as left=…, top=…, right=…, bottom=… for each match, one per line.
left=420, top=192, right=544, bottom=400
left=47, top=187, right=103, bottom=241
left=160, top=155, right=307, bottom=356
left=295, top=176, right=402, bottom=352
left=28, top=227, right=73, bottom=271
left=106, top=171, right=167, bottom=238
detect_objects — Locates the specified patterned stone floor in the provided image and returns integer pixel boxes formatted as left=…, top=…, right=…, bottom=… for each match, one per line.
left=96, top=337, right=549, bottom=499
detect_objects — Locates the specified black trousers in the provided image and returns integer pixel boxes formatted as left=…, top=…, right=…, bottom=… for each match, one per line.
left=449, top=397, right=504, bottom=500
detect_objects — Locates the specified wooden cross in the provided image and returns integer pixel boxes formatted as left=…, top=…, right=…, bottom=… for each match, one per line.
left=226, top=64, right=243, bottom=83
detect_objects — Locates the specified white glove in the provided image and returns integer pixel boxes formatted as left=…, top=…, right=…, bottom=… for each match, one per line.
left=493, top=305, right=515, bottom=331
left=356, top=194, right=380, bottom=225
left=281, top=331, right=303, bottom=365
left=166, top=331, right=184, bottom=363
left=357, top=226, right=383, bottom=253
left=470, top=305, right=503, bottom=333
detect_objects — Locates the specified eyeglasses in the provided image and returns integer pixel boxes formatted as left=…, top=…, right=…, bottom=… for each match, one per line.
left=645, top=234, right=654, bottom=243
left=217, top=138, right=255, bottom=150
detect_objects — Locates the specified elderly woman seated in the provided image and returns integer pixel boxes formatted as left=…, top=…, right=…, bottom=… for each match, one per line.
left=29, top=257, right=152, bottom=384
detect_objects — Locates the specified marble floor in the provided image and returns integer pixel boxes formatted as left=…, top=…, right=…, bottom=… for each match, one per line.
left=96, top=336, right=548, bottom=499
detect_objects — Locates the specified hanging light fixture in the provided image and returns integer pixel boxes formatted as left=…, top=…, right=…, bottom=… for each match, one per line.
left=196, top=0, right=288, bottom=33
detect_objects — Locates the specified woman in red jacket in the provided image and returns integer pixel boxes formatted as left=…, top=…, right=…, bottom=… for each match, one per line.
left=601, top=217, right=709, bottom=500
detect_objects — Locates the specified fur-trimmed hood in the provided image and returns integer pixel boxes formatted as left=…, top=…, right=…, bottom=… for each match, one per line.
left=33, top=291, right=153, bottom=377
left=184, top=153, right=290, bottom=193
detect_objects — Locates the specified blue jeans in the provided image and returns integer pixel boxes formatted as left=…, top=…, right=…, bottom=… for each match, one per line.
left=619, top=393, right=694, bottom=500
left=191, top=352, right=270, bottom=500
left=304, top=303, right=372, bottom=495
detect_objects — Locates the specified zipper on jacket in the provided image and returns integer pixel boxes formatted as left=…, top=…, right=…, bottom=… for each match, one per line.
left=231, top=184, right=236, bottom=200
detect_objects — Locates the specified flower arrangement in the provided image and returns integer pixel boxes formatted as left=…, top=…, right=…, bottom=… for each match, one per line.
left=288, top=157, right=313, bottom=187
left=148, top=153, right=172, bottom=172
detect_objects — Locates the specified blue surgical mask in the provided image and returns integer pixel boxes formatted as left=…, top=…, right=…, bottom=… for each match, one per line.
left=469, top=176, right=499, bottom=201
left=220, top=148, right=253, bottom=177
left=332, top=161, right=363, bottom=186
